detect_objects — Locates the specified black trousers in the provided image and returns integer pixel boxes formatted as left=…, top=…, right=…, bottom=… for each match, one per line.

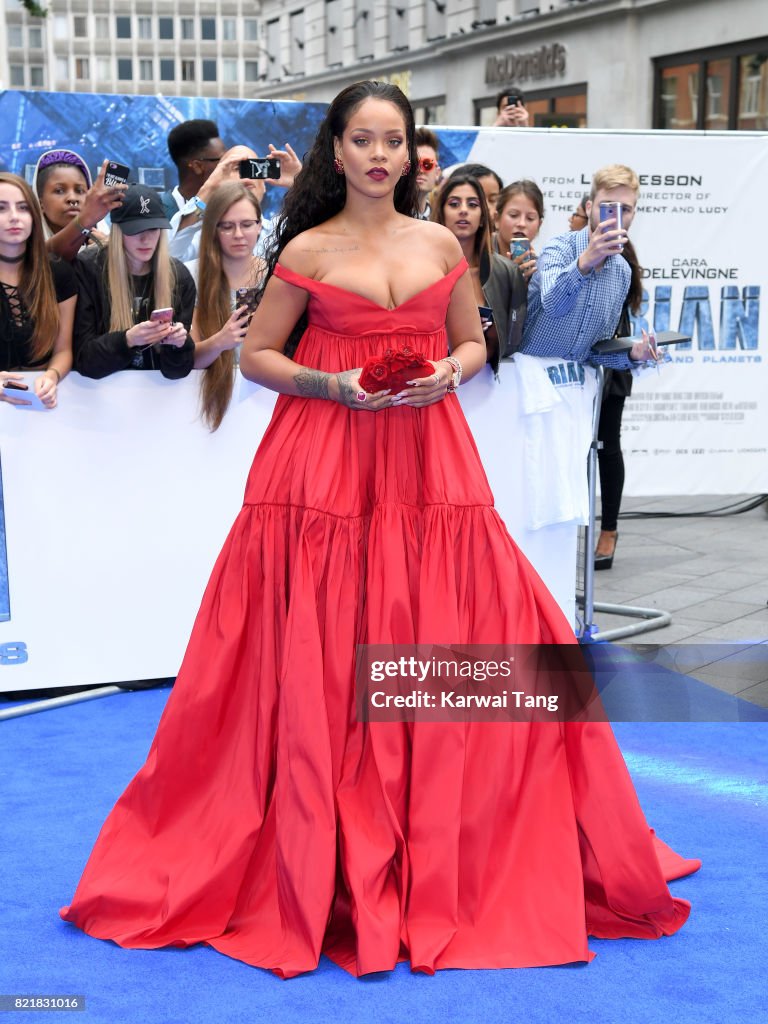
left=597, top=393, right=626, bottom=532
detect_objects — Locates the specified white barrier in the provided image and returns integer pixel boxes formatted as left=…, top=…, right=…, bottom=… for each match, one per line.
left=0, top=370, right=577, bottom=692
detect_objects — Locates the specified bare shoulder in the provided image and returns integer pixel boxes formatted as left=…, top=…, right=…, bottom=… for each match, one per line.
left=409, top=220, right=465, bottom=270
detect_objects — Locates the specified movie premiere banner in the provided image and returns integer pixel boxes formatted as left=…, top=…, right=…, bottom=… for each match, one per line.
left=0, top=371, right=577, bottom=692
left=448, top=127, right=768, bottom=496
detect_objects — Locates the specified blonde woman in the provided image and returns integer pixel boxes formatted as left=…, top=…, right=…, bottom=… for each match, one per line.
left=187, top=181, right=265, bottom=430
left=73, top=185, right=195, bottom=379
left=0, top=172, right=75, bottom=408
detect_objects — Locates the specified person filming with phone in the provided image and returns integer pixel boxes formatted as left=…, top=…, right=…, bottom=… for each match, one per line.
left=73, top=185, right=195, bottom=379
left=513, top=164, right=659, bottom=532
left=492, top=88, right=530, bottom=128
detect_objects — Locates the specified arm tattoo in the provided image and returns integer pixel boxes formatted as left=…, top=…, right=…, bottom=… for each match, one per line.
left=294, top=369, right=330, bottom=399
left=335, top=369, right=358, bottom=406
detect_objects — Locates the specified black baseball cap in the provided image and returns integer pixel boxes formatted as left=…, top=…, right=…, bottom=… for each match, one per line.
left=111, top=185, right=171, bottom=235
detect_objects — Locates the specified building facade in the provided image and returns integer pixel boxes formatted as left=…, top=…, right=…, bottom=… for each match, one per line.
left=0, top=0, right=766, bottom=132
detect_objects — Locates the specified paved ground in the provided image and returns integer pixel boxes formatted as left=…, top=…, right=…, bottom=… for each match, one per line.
left=588, top=495, right=768, bottom=707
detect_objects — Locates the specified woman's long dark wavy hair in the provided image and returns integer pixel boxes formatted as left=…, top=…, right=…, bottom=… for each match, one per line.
left=261, top=81, right=420, bottom=354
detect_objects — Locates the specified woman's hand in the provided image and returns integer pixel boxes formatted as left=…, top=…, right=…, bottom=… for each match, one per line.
left=79, top=160, right=128, bottom=231
left=215, top=306, right=251, bottom=352
left=629, top=328, right=661, bottom=364
left=266, top=143, right=302, bottom=188
left=327, top=369, right=391, bottom=411
left=35, top=370, right=59, bottom=408
left=126, top=320, right=172, bottom=348
left=0, top=372, right=32, bottom=406
left=514, top=245, right=538, bottom=282
left=391, top=360, right=453, bottom=408
left=161, top=323, right=190, bottom=349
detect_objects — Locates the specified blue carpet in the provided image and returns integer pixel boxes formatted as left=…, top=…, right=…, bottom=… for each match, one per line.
left=1, top=676, right=766, bottom=1024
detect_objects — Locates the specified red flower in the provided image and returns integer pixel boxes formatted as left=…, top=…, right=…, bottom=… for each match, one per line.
left=359, top=348, right=434, bottom=394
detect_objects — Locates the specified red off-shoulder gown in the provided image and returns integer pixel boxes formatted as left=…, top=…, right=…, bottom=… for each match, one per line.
left=60, top=259, right=699, bottom=977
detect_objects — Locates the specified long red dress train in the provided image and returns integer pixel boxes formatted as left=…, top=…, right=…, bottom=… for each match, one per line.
left=60, top=258, right=699, bottom=977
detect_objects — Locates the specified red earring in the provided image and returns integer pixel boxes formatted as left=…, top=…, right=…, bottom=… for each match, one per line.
left=401, top=160, right=411, bottom=177
left=334, top=157, right=344, bottom=175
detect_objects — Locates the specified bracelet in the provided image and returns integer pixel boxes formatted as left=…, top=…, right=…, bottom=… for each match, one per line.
left=443, top=355, right=462, bottom=392
left=72, top=216, right=92, bottom=237
left=45, top=367, right=61, bottom=383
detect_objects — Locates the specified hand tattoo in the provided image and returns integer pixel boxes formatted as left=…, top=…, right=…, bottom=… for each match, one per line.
left=335, top=369, right=359, bottom=407
left=294, top=369, right=330, bottom=399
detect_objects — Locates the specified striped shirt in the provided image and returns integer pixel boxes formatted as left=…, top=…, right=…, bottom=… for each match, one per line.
left=521, top=227, right=635, bottom=369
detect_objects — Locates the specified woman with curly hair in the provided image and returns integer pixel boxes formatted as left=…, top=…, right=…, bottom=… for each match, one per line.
left=62, top=81, right=698, bottom=979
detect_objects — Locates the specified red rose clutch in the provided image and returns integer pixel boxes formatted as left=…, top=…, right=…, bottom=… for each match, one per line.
left=358, top=347, right=435, bottom=394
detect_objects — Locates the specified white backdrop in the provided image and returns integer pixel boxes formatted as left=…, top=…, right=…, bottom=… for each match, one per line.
left=0, top=371, right=577, bottom=692
left=457, top=128, right=768, bottom=495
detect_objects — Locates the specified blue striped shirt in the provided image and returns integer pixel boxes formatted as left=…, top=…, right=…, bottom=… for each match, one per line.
left=520, top=227, right=634, bottom=369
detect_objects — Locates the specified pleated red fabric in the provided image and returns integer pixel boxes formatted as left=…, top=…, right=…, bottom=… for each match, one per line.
left=60, top=258, right=699, bottom=977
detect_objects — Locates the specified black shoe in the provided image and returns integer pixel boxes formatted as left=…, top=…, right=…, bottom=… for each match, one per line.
left=594, top=533, right=618, bottom=571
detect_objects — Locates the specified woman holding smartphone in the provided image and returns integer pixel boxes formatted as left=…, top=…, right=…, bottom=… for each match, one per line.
left=73, top=185, right=195, bottom=379
left=0, top=173, right=75, bottom=408
left=493, top=179, right=544, bottom=283
left=186, top=182, right=265, bottom=430
left=432, top=171, right=526, bottom=366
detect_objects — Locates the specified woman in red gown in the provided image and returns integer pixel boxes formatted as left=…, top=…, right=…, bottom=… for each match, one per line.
left=60, top=81, right=698, bottom=978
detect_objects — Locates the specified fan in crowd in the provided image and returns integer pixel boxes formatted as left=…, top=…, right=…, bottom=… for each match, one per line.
left=187, top=181, right=266, bottom=430
left=432, top=171, right=526, bottom=369
left=0, top=172, right=76, bottom=408
left=413, top=127, right=442, bottom=220
left=494, top=179, right=544, bottom=283
left=73, top=185, right=196, bottom=380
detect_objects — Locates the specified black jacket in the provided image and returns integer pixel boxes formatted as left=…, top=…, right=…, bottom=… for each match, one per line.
left=479, top=250, right=527, bottom=374
left=73, top=247, right=196, bottom=379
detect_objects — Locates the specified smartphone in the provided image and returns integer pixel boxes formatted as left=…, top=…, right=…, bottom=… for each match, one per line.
left=599, top=201, right=623, bottom=231
left=104, top=161, right=130, bottom=187
left=509, top=237, right=531, bottom=260
left=235, top=287, right=260, bottom=314
left=2, top=381, right=46, bottom=410
left=505, top=94, right=523, bottom=108
left=478, top=305, right=494, bottom=323
left=150, top=307, right=174, bottom=324
left=239, top=157, right=281, bottom=181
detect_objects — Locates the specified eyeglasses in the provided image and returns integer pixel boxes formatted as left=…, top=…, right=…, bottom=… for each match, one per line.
left=418, top=157, right=437, bottom=172
left=571, top=210, right=588, bottom=221
left=217, top=219, right=261, bottom=233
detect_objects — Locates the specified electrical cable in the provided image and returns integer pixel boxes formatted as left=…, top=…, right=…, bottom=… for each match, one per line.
left=618, top=494, right=768, bottom=519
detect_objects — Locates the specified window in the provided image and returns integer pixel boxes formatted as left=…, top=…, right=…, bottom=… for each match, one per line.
left=425, top=0, right=446, bottom=41
left=95, top=16, right=109, bottom=39
left=388, top=3, right=408, bottom=52
left=245, top=61, right=260, bottom=82
left=475, top=84, right=587, bottom=127
left=326, top=0, right=342, bottom=66
left=28, top=26, right=43, bottom=49
left=477, top=0, right=496, bottom=24
left=117, top=59, right=133, bottom=81
left=56, top=56, right=69, bottom=79
left=739, top=53, right=768, bottom=130
left=222, top=59, right=238, bottom=83
left=266, top=19, right=280, bottom=78
left=160, top=59, right=175, bottom=81
left=202, top=60, right=217, bottom=82
left=290, top=10, right=305, bottom=74
left=96, top=58, right=111, bottom=82
left=655, top=39, right=768, bottom=131
left=222, top=18, right=236, bottom=41
left=181, top=18, right=194, bottom=40
left=10, top=65, right=24, bottom=87
left=181, top=60, right=196, bottom=82
left=139, top=59, right=153, bottom=81
left=29, top=66, right=44, bottom=88
left=159, top=17, right=174, bottom=41
left=74, top=15, right=88, bottom=38
left=355, top=0, right=373, bottom=60
left=75, top=58, right=90, bottom=80
left=244, top=19, right=258, bottom=41
left=116, top=17, right=131, bottom=40
left=138, top=17, right=152, bottom=41
left=201, top=18, right=216, bottom=41
left=54, top=15, right=68, bottom=40
left=412, top=99, right=446, bottom=125
left=8, top=25, right=22, bottom=47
